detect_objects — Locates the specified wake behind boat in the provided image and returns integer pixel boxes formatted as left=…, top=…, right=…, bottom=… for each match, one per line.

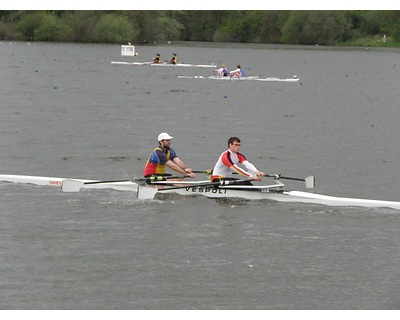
left=2, top=173, right=400, bottom=210
left=177, top=75, right=300, bottom=82
left=111, top=61, right=216, bottom=68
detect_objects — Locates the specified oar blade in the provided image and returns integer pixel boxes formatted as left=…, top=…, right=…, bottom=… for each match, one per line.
left=305, top=176, right=315, bottom=189
left=61, top=179, right=85, bottom=192
left=137, top=186, right=158, bottom=200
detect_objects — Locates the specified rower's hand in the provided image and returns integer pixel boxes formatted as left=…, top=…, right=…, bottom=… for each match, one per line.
left=187, top=172, right=196, bottom=178
left=184, top=167, right=193, bottom=174
left=252, top=171, right=265, bottom=181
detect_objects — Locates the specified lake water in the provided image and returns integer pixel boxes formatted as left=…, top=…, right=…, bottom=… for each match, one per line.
left=1, top=41, right=400, bottom=310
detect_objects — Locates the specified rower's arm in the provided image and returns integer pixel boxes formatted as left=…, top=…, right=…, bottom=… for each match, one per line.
left=166, top=159, right=195, bottom=177
left=172, top=157, right=193, bottom=173
left=229, top=164, right=252, bottom=178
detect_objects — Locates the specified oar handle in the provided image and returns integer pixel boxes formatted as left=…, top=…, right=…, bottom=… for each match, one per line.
left=192, top=170, right=213, bottom=174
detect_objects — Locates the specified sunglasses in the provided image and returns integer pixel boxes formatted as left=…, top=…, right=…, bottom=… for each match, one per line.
left=233, top=143, right=241, bottom=146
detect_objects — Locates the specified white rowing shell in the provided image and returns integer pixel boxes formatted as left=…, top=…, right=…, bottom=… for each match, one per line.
left=3, top=174, right=400, bottom=210
left=177, top=75, right=299, bottom=82
left=111, top=61, right=216, bottom=68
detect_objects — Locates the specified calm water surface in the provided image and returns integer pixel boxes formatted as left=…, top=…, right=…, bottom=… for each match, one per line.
left=1, top=41, right=400, bottom=309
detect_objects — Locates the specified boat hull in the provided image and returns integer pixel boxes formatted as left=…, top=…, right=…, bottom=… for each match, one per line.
left=154, top=185, right=400, bottom=210
left=111, top=61, right=216, bottom=68
left=2, top=174, right=400, bottom=210
left=177, top=75, right=299, bottom=82
left=0, top=174, right=65, bottom=186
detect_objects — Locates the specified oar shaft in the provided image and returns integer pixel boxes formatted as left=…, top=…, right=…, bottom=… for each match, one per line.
left=192, top=171, right=314, bottom=187
left=274, top=176, right=305, bottom=182
left=266, top=174, right=315, bottom=188
left=156, top=178, right=254, bottom=192
left=159, top=171, right=315, bottom=189
left=83, top=179, right=131, bottom=185
left=62, top=175, right=191, bottom=192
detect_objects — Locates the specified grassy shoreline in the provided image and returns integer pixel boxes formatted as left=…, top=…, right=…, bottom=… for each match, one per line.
left=341, top=35, right=400, bottom=48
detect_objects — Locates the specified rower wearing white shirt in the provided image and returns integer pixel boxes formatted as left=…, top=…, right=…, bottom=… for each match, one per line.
left=215, top=64, right=228, bottom=77
left=211, top=136, right=265, bottom=182
left=229, top=65, right=246, bottom=78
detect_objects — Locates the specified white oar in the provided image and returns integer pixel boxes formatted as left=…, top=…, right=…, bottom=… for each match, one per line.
left=267, top=174, right=315, bottom=189
left=193, top=170, right=315, bottom=189
left=62, top=175, right=190, bottom=192
left=62, top=179, right=133, bottom=192
left=137, top=186, right=159, bottom=200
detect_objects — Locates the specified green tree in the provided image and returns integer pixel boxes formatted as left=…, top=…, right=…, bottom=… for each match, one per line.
left=16, top=11, right=46, bottom=40
left=93, top=13, right=137, bottom=43
left=152, top=15, right=184, bottom=41
left=303, top=11, right=342, bottom=45
left=182, top=11, right=227, bottom=41
left=380, top=11, right=400, bottom=40
left=130, top=11, right=184, bottom=42
left=214, top=11, right=265, bottom=43
left=131, top=11, right=159, bottom=42
left=1, top=10, right=399, bottom=46
left=280, top=11, right=309, bottom=44
left=33, top=13, right=72, bottom=41
left=258, top=11, right=282, bottom=43
left=62, top=11, right=101, bottom=42
left=360, top=11, right=383, bottom=35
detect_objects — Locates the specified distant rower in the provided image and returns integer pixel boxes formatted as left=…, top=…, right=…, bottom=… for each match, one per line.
left=230, top=65, right=246, bottom=78
left=153, top=53, right=162, bottom=64
left=169, top=53, right=177, bottom=64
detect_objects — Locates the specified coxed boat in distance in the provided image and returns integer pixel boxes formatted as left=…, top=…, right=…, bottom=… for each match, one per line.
left=111, top=61, right=216, bottom=68
left=177, top=75, right=300, bottom=82
left=2, top=173, right=400, bottom=210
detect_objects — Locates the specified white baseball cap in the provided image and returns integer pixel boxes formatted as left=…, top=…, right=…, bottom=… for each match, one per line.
left=157, top=132, right=173, bottom=141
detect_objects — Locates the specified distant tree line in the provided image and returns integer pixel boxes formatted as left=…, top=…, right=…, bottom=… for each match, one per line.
left=1, top=10, right=399, bottom=46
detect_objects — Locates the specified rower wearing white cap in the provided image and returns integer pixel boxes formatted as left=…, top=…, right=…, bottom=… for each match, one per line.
left=143, top=132, right=195, bottom=178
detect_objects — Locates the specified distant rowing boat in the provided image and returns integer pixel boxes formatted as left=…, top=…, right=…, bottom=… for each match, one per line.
left=111, top=61, right=216, bottom=68
left=177, top=75, right=300, bottom=82
left=2, top=173, right=400, bottom=210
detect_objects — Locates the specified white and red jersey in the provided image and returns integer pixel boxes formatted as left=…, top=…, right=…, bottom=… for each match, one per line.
left=211, top=149, right=258, bottom=180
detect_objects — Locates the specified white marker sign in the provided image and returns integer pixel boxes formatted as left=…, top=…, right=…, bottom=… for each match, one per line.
left=121, top=45, right=135, bottom=56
